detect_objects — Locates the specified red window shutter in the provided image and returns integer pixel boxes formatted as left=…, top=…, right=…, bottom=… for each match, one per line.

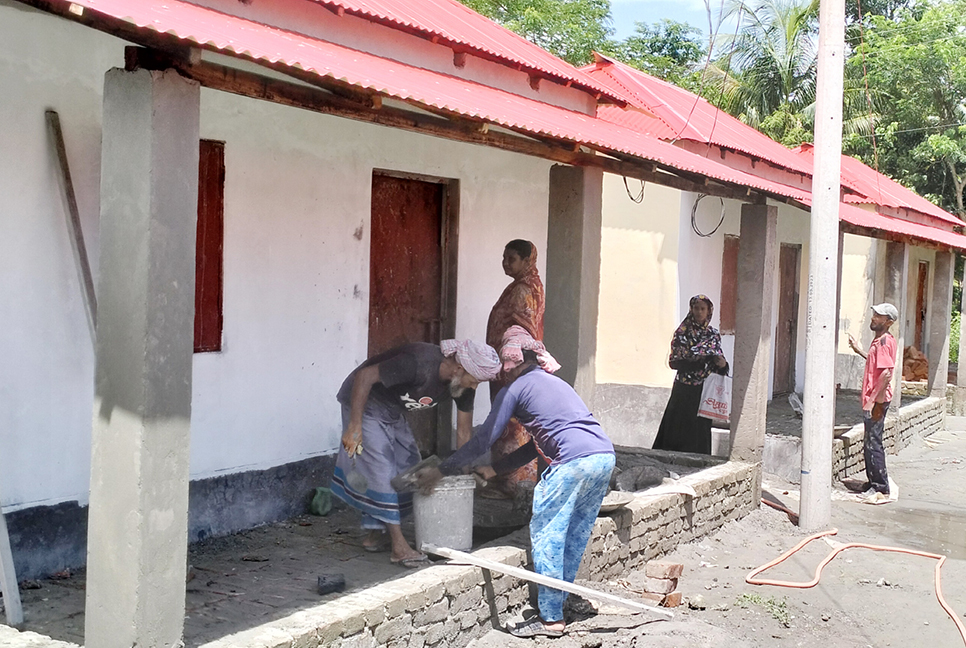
left=194, top=140, right=225, bottom=352
left=719, top=235, right=739, bottom=334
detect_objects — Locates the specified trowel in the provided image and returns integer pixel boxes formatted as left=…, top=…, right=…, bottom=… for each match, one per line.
left=345, top=445, right=368, bottom=492
left=390, top=455, right=441, bottom=493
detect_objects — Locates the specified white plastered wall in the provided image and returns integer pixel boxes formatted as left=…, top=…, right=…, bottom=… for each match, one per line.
left=675, top=193, right=742, bottom=372
left=0, top=3, right=119, bottom=512
left=837, top=233, right=878, bottom=389
left=0, top=5, right=551, bottom=511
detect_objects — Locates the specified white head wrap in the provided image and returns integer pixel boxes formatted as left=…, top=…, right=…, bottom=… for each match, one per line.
left=440, top=339, right=501, bottom=381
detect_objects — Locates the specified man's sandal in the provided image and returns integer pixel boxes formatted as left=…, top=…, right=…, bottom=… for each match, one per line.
left=506, top=618, right=564, bottom=638
left=390, top=553, right=431, bottom=569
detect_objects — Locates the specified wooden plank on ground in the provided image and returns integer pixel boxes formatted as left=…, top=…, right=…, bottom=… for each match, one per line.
left=0, top=507, right=23, bottom=627
left=46, top=109, right=97, bottom=347
left=423, top=544, right=674, bottom=619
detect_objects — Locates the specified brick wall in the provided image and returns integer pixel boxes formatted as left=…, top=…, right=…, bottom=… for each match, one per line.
left=197, top=461, right=760, bottom=648
left=832, top=396, right=945, bottom=481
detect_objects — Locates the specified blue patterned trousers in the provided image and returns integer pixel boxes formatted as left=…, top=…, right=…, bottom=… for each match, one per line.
left=530, top=452, right=615, bottom=622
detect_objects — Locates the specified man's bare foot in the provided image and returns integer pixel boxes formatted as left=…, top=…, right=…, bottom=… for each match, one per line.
left=362, top=530, right=390, bottom=552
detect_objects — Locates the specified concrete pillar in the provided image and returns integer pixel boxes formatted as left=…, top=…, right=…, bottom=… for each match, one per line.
left=955, top=256, right=966, bottom=414
left=85, top=68, right=199, bottom=648
left=544, top=165, right=603, bottom=404
left=883, top=242, right=909, bottom=409
left=927, top=251, right=954, bottom=396
left=730, top=203, right=777, bottom=464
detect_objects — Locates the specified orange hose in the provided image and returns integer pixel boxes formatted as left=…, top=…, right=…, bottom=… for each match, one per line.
left=746, top=528, right=966, bottom=646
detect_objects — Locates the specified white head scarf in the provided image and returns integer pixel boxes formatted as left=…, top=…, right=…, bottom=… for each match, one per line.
left=440, top=339, right=501, bottom=381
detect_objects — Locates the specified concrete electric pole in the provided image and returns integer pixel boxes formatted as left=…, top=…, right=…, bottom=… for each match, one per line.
left=800, top=0, right=846, bottom=530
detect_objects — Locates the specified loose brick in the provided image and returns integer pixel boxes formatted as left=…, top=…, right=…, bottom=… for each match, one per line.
left=639, top=591, right=664, bottom=605
left=645, top=561, right=684, bottom=580
left=662, top=591, right=683, bottom=607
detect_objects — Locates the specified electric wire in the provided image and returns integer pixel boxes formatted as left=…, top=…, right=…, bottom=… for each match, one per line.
left=690, top=193, right=727, bottom=237
left=623, top=175, right=645, bottom=203
left=669, top=0, right=729, bottom=145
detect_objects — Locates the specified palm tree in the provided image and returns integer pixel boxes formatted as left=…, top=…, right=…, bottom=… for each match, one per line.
left=706, top=0, right=820, bottom=127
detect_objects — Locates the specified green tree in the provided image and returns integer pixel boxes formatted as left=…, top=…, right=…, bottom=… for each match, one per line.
left=844, top=0, right=966, bottom=218
left=704, top=0, right=820, bottom=128
left=460, top=0, right=614, bottom=65
left=601, top=19, right=707, bottom=89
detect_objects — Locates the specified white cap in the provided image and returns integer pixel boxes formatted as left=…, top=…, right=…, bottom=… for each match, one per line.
left=871, top=303, right=899, bottom=321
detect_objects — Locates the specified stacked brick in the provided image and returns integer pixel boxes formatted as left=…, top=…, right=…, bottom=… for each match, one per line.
left=833, top=396, right=944, bottom=482
left=576, top=462, right=758, bottom=583
left=637, top=561, right=684, bottom=607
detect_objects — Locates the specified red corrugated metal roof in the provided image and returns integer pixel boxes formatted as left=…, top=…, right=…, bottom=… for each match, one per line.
left=583, top=55, right=814, bottom=176
left=308, top=0, right=620, bottom=101
left=794, top=144, right=962, bottom=227
left=69, top=0, right=810, bottom=202
left=838, top=202, right=966, bottom=250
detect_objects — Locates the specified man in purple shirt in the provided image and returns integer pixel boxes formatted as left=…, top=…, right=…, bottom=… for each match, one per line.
left=418, top=338, right=615, bottom=638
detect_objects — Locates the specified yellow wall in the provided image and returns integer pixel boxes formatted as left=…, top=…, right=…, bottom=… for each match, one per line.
left=596, top=178, right=681, bottom=387
left=838, top=233, right=877, bottom=353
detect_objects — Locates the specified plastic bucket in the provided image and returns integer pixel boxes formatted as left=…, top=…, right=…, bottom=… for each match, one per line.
left=413, top=475, right=475, bottom=552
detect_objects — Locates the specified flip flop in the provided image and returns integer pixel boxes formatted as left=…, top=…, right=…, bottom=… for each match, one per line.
left=391, top=553, right=431, bottom=569
left=506, top=618, right=564, bottom=638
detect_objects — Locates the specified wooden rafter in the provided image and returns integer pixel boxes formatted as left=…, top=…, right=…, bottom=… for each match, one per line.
left=839, top=221, right=960, bottom=252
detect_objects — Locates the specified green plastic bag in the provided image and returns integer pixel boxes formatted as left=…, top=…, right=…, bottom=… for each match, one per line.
left=310, top=487, right=333, bottom=516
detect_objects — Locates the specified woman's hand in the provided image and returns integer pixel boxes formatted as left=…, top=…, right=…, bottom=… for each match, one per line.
left=713, top=355, right=727, bottom=368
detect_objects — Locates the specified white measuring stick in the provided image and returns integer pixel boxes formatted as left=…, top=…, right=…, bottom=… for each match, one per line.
left=422, top=544, right=674, bottom=619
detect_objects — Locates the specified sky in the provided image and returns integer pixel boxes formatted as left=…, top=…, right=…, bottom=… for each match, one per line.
left=610, top=0, right=738, bottom=41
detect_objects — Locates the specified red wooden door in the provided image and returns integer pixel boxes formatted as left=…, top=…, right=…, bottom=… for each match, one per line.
left=194, top=140, right=225, bottom=352
left=915, top=261, right=928, bottom=350
left=773, top=244, right=801, bottom=395
left=369, top=174, right=445, bottom=455
left=368, top=175, right=443, bottom=355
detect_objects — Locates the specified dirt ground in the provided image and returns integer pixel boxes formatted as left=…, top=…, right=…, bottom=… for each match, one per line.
left=472, top=426, right=966, bottom=648
left=7, top=422, right=965, bottom=647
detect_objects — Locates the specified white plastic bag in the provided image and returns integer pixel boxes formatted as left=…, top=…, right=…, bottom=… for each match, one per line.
left=697, top=373, right=731, bottom=423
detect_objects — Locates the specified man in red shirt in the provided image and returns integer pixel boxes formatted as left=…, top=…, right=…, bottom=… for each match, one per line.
left=848, top=303, right=899, bottom=498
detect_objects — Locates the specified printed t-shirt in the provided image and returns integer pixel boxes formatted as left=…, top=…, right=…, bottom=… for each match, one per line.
left=337, top=342, right=475, bottom=414
left=862, top=333, right=897, bottom=408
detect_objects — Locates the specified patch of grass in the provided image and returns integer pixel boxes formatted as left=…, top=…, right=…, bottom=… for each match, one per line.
left=735, top=592, right=791, bottom=627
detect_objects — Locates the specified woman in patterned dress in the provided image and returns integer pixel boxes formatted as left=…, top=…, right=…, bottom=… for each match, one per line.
left=652, top=295, right=729, bottom=455
left=477, top=239, right=545, bottom=495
